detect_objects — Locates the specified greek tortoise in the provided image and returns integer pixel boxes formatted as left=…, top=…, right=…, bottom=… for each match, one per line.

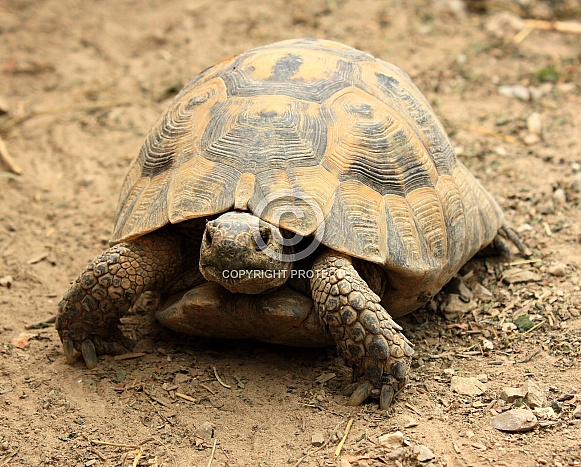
left=56, top=38, right=523, bottom=409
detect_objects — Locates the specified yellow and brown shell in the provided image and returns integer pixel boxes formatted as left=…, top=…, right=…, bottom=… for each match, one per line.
left=112, top=38, right=503, bottom=313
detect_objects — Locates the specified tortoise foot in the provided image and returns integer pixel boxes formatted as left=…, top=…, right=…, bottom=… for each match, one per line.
left=311, top=250, right=413, bottom=409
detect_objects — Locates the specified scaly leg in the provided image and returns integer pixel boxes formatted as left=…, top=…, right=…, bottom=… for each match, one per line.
left=310, top=250, right=414, bottom=409
left=56, top=230, right=201, bottom=368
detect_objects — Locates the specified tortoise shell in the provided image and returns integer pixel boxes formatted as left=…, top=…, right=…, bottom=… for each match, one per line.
left=111, top=38, right=503, bottom=315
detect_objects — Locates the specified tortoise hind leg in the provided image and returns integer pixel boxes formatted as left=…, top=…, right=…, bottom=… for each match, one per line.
left=483, top=226, right=530, bottom=258
left=56, top=230, right=200, bottom=369
left=310, top=250, right=414, bottom=409
left=496, top=226, right=530, bottom=256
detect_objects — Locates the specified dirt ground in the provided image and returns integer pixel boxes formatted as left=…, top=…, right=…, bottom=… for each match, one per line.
left=1, top=0, right=580, bottom=465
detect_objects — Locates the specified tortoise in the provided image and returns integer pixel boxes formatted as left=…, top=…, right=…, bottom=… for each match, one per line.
left=56, top=38, right=523, bottom=409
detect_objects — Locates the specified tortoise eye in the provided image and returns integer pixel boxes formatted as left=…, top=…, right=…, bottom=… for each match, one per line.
left=258, top=229, right=270, bottom=248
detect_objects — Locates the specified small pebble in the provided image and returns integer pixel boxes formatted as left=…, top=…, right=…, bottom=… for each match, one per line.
left=194, top=422, right=214, bottom=440
left=338, top=459, right=352, bottom=467
left=494, top=145, right=507, bottom=157
left=491, top=409, right=538, bottom=432
left=527, top=112, right=543, bottom=136
left=502, top=269, right=541, bottom=284
left=173, top=373, right=191, bottom=385
left=552, top=188, right=566, bottom=204
left=502, top=322, right=518, bottom=332
left=572, top=405, right=581, bottom=419
left=498, top=84, right=530, bottom=101
left=529, top=83, right=552, bottom=100
left=482, top=339, right=494, bottom=351
left=522, top=380, right=547, bottom=409
left=442, top=294, right=477, bottom=317
left=476, top=374, right=488, bottom=383
left=385, top=447, right=406, bottom=460
left=548, top=263, right=567, bottom=277
left=517, top=223, right=533, bottom=233
left=311, top=432, right=325, bottom=446
left=0, top=276, right=12, bottom=289
left=500, top=387, right=527, bottom=403
left=534, top=407, right=557, bottom=420
left=523, top=133, right=540, bottom=145
left=451, top=376, right=486, bottom=396
left=444, top=277, right=473, bottom=300
left=556, top=393, right=575, bottom=402
left=414, top=445, right=436, bottom=462
left=573, top=173, right=581, bottom=193
left=473, top=283, right=493, bottom=301
left=378, top=430, right=404, bottom=448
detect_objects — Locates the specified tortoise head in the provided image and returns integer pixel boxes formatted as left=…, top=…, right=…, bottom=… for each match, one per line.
left=199, top=212, right=293, bottom=294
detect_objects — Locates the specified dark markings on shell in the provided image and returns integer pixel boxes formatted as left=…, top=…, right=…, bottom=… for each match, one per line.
left=111, top=38, right=504, bottom=312
left=269, top=53, right=304, bottom=81
left=221, top=56, right=358, bottom=104
left=335, top=121, right=434, bottom=197
left=140, top=101, right=196, bottom=177
left=201, top=100, right=326, bottom=172
left=374, top=71, right=455, bottom=177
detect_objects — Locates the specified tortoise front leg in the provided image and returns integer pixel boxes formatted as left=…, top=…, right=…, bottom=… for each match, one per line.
left=310, top=250, right=414, bottom=409
left=56, top=231, right=200, bottom=369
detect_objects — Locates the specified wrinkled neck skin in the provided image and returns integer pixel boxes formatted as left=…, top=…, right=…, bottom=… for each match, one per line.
left=199, top=212, right=294, bottom=294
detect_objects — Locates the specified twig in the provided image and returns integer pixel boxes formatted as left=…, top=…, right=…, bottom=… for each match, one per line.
left=212, top=366, right=231, bottom=389
left=27, top=252, right=48, bottom=264
left=233, top=374, right=245, bottom=389
left=294, top=419, right=345, bottom=467
left=148, top=400, right=174, bottom=426
left=517, top=346, right=542, bottom=363
left=207, top=439, right=217, bottom=467
left=512, top=23, right=536, bottom=44
left=25, top=315, right=56, bottom=329
left=146, top=437, right=176, bottom=466
left=543, top=222, right=552, bottom=237
left=113, top=352, right=146, bottom=361
left=0, top=448, right=19, bottom=467
left=334, top=418, right=354, bottom=459
left=90, top=440, right=140, bottom=449
left=504, top=258, right=542, bottom=267
left=200, top=383, right=216, bottom=395
left=514, top=19, right=581, bottom=44
left=88, top=448, right=107, bottom=461
left=131, top=450, right=143, bottom=467
left=460, top=124, right=519, bottom=144
left=175, top=392, right=196, bottom=403
left=0, top=99, right=133, bottom=133
left=405, top=402, right=423, bottom=417
left=0, top=136, right=22, bottom=175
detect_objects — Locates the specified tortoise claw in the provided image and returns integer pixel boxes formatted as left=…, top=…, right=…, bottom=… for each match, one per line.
left=81, top=340, right=98, bottom=369
left=63, top=339, right=77, bottom=364
left=341, top=382, right=359, bottom=397
left=348, top=381, right=372, bottom=406
left=380, top=385, right=395, bottom=410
